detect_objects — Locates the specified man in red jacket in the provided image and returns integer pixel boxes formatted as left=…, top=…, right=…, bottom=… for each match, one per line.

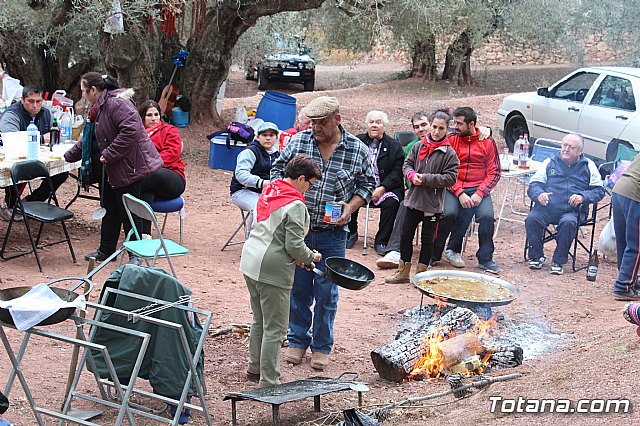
left=432, top=107, right=502, bottom=273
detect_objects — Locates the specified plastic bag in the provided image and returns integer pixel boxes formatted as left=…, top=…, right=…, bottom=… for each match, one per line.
left=335, top=408, right=379, bottom=426
left=103, top=0, right=124, bottom=34
left=599, top=217, right=616, bottom=259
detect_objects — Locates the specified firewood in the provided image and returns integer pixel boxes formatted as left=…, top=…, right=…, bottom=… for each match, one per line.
left=438, top=332, right=483, bottom=369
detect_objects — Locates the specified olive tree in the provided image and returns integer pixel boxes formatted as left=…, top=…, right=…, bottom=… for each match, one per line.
left=0, top=0, right=327, bottom=123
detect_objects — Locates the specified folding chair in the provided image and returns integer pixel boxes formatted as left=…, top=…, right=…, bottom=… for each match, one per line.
left=394, top=131, right=417, bottom=147
left=120, top=193, right=188, bottom=278
left=597, top=142, right=639, bottom=217
left=523, top=202, right=598, bottom=272
left=513, top=139, right=562, bottom=211
left=221, top=207, right=249, bottom=251
left=0, top=160, right=76, bottom=272
left=150, top=196, right=185, bottom=244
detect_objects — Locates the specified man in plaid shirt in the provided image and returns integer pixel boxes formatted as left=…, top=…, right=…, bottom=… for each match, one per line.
left=271, top=96, right=375, bottom=371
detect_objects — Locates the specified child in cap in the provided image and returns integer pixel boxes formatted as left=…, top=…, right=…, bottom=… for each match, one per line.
left=230, top=121, right=280, bottom=234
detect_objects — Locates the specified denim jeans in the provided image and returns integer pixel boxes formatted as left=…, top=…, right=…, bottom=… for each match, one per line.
left=288, top=227, right=347, bottom=355
left=612, top=192, right=640, bottom=293
left=444, top=189, right=496, bottom=264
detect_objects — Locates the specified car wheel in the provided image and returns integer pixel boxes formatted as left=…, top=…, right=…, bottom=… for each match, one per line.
left=257, top=68, right=269, bottom=90
left=504, top=114, right=528, bottom=152
left=303, top=77, right=315, bottom=92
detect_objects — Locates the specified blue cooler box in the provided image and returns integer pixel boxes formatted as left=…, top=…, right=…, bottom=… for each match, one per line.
left=209, top=135, right=247, bottom=170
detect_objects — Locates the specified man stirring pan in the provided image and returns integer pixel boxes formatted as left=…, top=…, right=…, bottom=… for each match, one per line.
left=270, top=96, right=375, bottom=371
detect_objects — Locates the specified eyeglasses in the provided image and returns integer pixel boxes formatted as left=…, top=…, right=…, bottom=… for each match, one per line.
left=305, top=179, right=316, bottom=190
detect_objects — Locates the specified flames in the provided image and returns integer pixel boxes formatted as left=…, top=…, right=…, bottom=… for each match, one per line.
left=407, top=310, right=499, bottom=380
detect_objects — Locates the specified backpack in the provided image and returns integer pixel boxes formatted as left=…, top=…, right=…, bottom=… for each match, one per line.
left=207, top=121, right=255, bottom=149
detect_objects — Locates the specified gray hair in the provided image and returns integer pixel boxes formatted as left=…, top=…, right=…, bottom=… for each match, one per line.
left=365, top=110, right=389, bottom=125
left=298, top=107, right=307, bottom=122
left=565, top=133, right=584, bottom=151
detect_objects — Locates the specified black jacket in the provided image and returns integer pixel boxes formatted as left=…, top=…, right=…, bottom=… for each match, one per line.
left=356, top=132, right=405, bottom=200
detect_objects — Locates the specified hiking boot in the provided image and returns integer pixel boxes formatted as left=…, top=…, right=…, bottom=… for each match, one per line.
left=346, top=233, right=358, bottom=249
left=376, top=250, right=400, bottom=269
left=416, top=263, right=429, bottom=274
left=480, top=260, right=502, bottom=274
left=529, top=257, right=546, bottom=270
left=613, top=290, right=640, bottom=301
left=310, top=352, right=329, bottom=371
left=84, top=250, right=114, bottom=262
left=284, top=347, right=306, bottom=365
left=550, top=263, right=564, bottom=275
left=385, top=260, right=412, bottom=284
left=443, top=249, right=465, bottom=268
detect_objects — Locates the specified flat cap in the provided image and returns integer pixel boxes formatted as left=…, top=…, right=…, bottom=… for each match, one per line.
left=257, top=121, right=279, bottom=134
left=305, top=96, right=340, bottom=119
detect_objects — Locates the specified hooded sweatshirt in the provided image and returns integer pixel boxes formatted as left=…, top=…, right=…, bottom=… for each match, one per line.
left=448, top=133, right=501, bottom=198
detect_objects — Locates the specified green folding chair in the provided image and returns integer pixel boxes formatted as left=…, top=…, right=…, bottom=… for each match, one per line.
left=121, top=193, right=188, bottom=278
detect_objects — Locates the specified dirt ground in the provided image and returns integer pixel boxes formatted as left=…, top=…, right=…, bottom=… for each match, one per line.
left=1, top=62, right=639, bottom=425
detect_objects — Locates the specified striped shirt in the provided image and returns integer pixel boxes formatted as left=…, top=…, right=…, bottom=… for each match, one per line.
left=271, top=126, right=376, bottom=228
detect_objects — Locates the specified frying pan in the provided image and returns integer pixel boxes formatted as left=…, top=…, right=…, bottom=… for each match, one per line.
left=0, top=277, right=93, bottom=327
left=411, top=270, right=520, bottom=307
left=312, top=256, right=375, bottom=291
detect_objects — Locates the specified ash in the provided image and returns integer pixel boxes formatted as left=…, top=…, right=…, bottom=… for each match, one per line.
left=402, top=304, right=569, bottom=360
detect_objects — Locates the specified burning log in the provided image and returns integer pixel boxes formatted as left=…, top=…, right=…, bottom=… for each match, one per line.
left=371, top=307, right=523, bottom=382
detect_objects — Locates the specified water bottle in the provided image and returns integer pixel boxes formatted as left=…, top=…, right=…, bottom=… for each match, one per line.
left=518, top=134, right=530, bottom=169
left=500, top=147, right=511, bottom=171
left=586, top=249, right=599, bottom=282
left=513, top=136, right=523, bottom=166
left=60, top=112, right=72, bottom=142
left=49, top=118, right=60, bottom=151
left=27, top=120, right=39, bottom=160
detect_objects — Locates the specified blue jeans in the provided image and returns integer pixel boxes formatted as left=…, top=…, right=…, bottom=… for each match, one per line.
left=440, top=189, right=496, bottom=264
left=612, top=193, right=640, bottom=293
left=288, top=227, right=347, bottom=355
left=525, top=206, right=582, bottom=265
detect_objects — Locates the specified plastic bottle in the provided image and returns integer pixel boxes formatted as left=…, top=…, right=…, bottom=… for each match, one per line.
left=519, top=133, right=530, bottom=169
left=586, top=249, right=599, bottom=282
left=513, top=135, right=523, bottom=166
left=60, top=112, right=72, bottom=142
left=500, top=147, right=511, bottom=171
left=49, top=118, right=60, bottom=151
left=27, top=120, right=39, bottom=160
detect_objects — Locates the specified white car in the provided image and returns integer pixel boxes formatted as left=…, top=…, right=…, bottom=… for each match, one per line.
left=497, top=66, right=640, bottom=161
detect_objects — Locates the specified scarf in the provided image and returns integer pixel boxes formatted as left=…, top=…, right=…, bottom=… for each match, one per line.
left=418, top=134, right=450, bottom=162
left=146, top=123, right=163, bottom=138
left=256, top=179, right=305, bottom=222
left=80, top=119, right=96, bottom=190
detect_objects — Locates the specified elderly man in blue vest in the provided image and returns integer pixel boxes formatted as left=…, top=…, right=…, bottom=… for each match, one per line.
left=525, top=133, right=605, bottom=275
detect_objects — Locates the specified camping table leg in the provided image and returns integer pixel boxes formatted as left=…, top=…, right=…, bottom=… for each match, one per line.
left=314, top=395, right=321, bottom=411
left=0, top=327, right=45, bottom=425
left=272, top=404, right=281, bottom=426
left=231, top=399, right=238, bottom=425
left=3, top=331, right=31, bottom=396
left=358, top=391, right=363, bottom=407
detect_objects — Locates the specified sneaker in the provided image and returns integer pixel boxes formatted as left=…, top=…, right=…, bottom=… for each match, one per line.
left=613, top=290, right=640, bottom=301
left=529, top=257, right=546, bottom=270
left=374, top=244, right=387, bottom=255
left=443, top=249, right=465, bottom=268
left=84, top=250, right=114, bottom=262
left=0, top=204, right=23, bottom=222
left=479, top=260, right=502, bottom=274
left=550, top=263, right=564, bottom=275
left=346, top=233, right=358, bottom=249
left=376, top=250, right=400, bottom=269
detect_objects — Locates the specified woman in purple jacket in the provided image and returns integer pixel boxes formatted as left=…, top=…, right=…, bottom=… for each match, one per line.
left=65, top=72, right=162, bottom=262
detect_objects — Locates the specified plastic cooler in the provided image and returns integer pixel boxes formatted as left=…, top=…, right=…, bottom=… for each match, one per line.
left=209, top=135, right=247, bottom=170
left=255, top=91, right=297, bottom=130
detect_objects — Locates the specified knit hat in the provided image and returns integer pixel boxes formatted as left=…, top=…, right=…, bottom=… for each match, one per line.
left=257, top=121, right=279, bottom=134
left=305, top=96, right=340, bottom=119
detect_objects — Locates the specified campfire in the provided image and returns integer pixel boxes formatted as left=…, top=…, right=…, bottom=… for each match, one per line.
left=371, top=306, right=523, bottom=383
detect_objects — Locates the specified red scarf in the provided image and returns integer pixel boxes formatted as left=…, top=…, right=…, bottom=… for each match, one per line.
left=418, top=134, right=450, bottom=162
left=256, top=179, right=305, bottom=222
left=146, top=123, right=162, bottom=138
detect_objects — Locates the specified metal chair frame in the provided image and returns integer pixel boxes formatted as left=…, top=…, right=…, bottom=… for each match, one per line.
left=221, top=208, right=250, bottom=251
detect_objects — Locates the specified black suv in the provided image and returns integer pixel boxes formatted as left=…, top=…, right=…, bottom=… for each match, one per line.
left=246, top=38, right=316, bottom=92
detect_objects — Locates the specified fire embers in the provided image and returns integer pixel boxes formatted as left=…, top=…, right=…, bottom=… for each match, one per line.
left=370, top=307, right=523, bottom=383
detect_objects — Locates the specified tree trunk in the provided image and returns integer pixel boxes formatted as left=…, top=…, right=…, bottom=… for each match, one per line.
left=410, top=35, right=436, bottom=81
left=442, top=30, right=474, bottom=86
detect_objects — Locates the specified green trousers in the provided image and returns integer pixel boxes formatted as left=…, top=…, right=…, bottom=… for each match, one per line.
left=244, top=275, right=290, bottom=388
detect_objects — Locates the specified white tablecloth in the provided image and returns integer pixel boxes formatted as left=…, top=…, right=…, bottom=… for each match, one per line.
left=0, top=144, right=80, bottom=187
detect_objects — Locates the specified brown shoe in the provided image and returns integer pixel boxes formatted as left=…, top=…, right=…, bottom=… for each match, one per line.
left=284, top=347, right=306, bottom=365
left=385, top=260, right=412, bottom=284
left=310, top=352, right=329, bottom=370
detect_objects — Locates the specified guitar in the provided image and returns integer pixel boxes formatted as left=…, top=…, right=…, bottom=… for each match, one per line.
left=157, top=49, right=189, bottom=119
left=158, top=66, right=179, bottom=118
